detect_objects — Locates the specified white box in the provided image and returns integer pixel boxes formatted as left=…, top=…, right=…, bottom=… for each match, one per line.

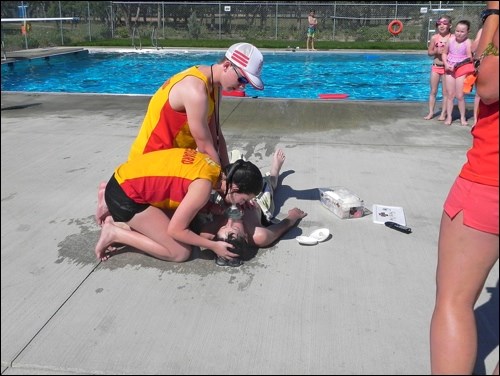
left=319, top=187, right=364, bottom=219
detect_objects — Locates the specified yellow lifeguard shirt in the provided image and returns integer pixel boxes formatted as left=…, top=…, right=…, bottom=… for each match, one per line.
left=128, top=66, right=217, bottom=160
left=115, top=148, right=221, bottom=210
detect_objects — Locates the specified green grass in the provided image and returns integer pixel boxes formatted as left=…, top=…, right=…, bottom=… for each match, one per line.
left=76, top=38, right=426, bottom=51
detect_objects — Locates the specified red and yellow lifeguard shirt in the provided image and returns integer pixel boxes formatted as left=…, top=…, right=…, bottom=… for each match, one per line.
left=460, top=101, right=499, bottom=187
left=128, top=66, right=216, bottom=160
left=115, top=148, right=221, bottom=210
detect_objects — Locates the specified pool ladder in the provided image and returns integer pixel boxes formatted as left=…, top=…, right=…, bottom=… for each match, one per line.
left=132, top=27, right=142, bottom=50
left=1, top=41, right=6, bottom=60
left=132, top=26, right=160, bottom=50
left=151, top=26, right=160, bottom=50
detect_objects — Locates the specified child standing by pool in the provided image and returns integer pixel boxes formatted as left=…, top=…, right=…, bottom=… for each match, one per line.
left=442, top=20, right=474, bottom=126
left=306, top=10, right=318, bottom=51
left=424, top=15, right=452, bottom=121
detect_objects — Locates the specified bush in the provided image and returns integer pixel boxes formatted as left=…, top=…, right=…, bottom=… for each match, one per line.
left=188, top=11, right=201, bottom=39
left=115, top=26, right=130, bottom=39
left=355, top=25, right=392, bottom=42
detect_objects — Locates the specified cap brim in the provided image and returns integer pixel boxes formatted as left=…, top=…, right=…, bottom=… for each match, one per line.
left=242, top=71, right=264, bottom=90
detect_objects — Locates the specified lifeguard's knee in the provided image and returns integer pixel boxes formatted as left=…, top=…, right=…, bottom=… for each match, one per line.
left=170, top=250, right=191, bottom=263
left=156, top=247, right=191, bottom=263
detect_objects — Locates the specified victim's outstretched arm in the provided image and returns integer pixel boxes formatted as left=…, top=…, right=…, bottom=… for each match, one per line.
left=253, top=208, right=307, bottom=247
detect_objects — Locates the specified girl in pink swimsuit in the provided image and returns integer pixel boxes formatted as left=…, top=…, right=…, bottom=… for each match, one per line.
left=442, top=19, right=473, bottom=126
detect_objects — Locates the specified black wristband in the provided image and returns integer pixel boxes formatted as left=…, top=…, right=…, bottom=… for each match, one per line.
left=481, top=9, right=500, bottom=24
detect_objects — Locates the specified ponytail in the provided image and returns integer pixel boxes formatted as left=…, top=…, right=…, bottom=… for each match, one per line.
left=224, top=159, right=263, bottom=196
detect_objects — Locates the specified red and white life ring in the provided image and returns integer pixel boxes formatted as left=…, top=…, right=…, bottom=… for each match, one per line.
left=318, top=93, right=349, bottom=100
left=388, top=20, right=403, bottom=36
left=222, top=90, right=246, bottom=97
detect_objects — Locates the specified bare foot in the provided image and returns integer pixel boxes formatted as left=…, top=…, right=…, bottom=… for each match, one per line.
left=424, top=113, right=433, bottom=120
left=460, top=119, right=469, bottom=126
left=96, top=181, right=110, bottom=226
left=269, top=149, right=286, bottom=189
left=113, top=221, right=132, bottom=231
left=287, top=207, right=308, bottom=225
left=438, top=114, right=446, bottom=121
left=95, top=220, right=118, bottom=261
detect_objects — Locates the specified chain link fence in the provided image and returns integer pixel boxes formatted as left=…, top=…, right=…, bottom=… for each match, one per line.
left=1, top=1, right=484, bottom=52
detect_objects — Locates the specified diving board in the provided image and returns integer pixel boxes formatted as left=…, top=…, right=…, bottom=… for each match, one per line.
left=1, top=17, right=79, bottom=22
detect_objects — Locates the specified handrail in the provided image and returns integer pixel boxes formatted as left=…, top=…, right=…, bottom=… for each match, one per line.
left=1, top=40, right=6, bottom=60
left=151, top=26, right=159, bottom=50
left=132, top=26, right=141, bottom=50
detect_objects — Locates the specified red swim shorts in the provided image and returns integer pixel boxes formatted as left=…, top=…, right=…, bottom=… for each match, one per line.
left=454, top=62, right=475, bottom=78
left=432, top=65, right=445, bottom=75
left=444, top=176, right=499, bottom=234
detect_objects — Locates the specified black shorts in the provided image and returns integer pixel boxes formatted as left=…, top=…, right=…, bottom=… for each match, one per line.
left=104, top=174, right=149, bottom=222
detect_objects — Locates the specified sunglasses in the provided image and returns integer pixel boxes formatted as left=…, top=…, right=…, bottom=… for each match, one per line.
left=436, top=20, right=450, bottom=26
left=232, top=65, right=249, bottom=85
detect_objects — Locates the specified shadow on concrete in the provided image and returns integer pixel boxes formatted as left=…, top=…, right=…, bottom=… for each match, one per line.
left=474, top=280, right=499, bottom=375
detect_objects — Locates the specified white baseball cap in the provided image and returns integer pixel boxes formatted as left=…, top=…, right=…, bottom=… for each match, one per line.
left=225, top=43, right=264, bottom=90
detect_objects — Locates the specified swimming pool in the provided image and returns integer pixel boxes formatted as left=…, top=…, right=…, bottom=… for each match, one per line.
left=1, top=48, right=473, bottom=102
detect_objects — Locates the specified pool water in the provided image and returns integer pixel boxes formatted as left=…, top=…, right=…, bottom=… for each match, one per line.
left=1, top=49, right=474, bottom=102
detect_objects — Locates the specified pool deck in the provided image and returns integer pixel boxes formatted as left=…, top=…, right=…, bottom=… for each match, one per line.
left=1, top=84, right=499, bottom=374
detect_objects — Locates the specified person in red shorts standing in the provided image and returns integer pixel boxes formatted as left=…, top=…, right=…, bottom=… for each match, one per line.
left=430, top=1, right=499, bottom=374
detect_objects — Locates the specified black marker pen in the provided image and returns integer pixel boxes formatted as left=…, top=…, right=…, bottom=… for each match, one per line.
left=385, top=221, right=412, bottom=234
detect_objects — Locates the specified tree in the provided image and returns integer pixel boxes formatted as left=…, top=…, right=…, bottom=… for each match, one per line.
left=188, top=10, right=201, bottom=39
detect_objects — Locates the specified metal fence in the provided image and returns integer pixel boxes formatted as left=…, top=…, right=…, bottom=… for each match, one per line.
left=1, top=1, right=484, bottom=51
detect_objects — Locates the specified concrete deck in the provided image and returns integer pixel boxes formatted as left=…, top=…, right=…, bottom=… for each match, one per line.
left=1, top=92, right=498, bottom=375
